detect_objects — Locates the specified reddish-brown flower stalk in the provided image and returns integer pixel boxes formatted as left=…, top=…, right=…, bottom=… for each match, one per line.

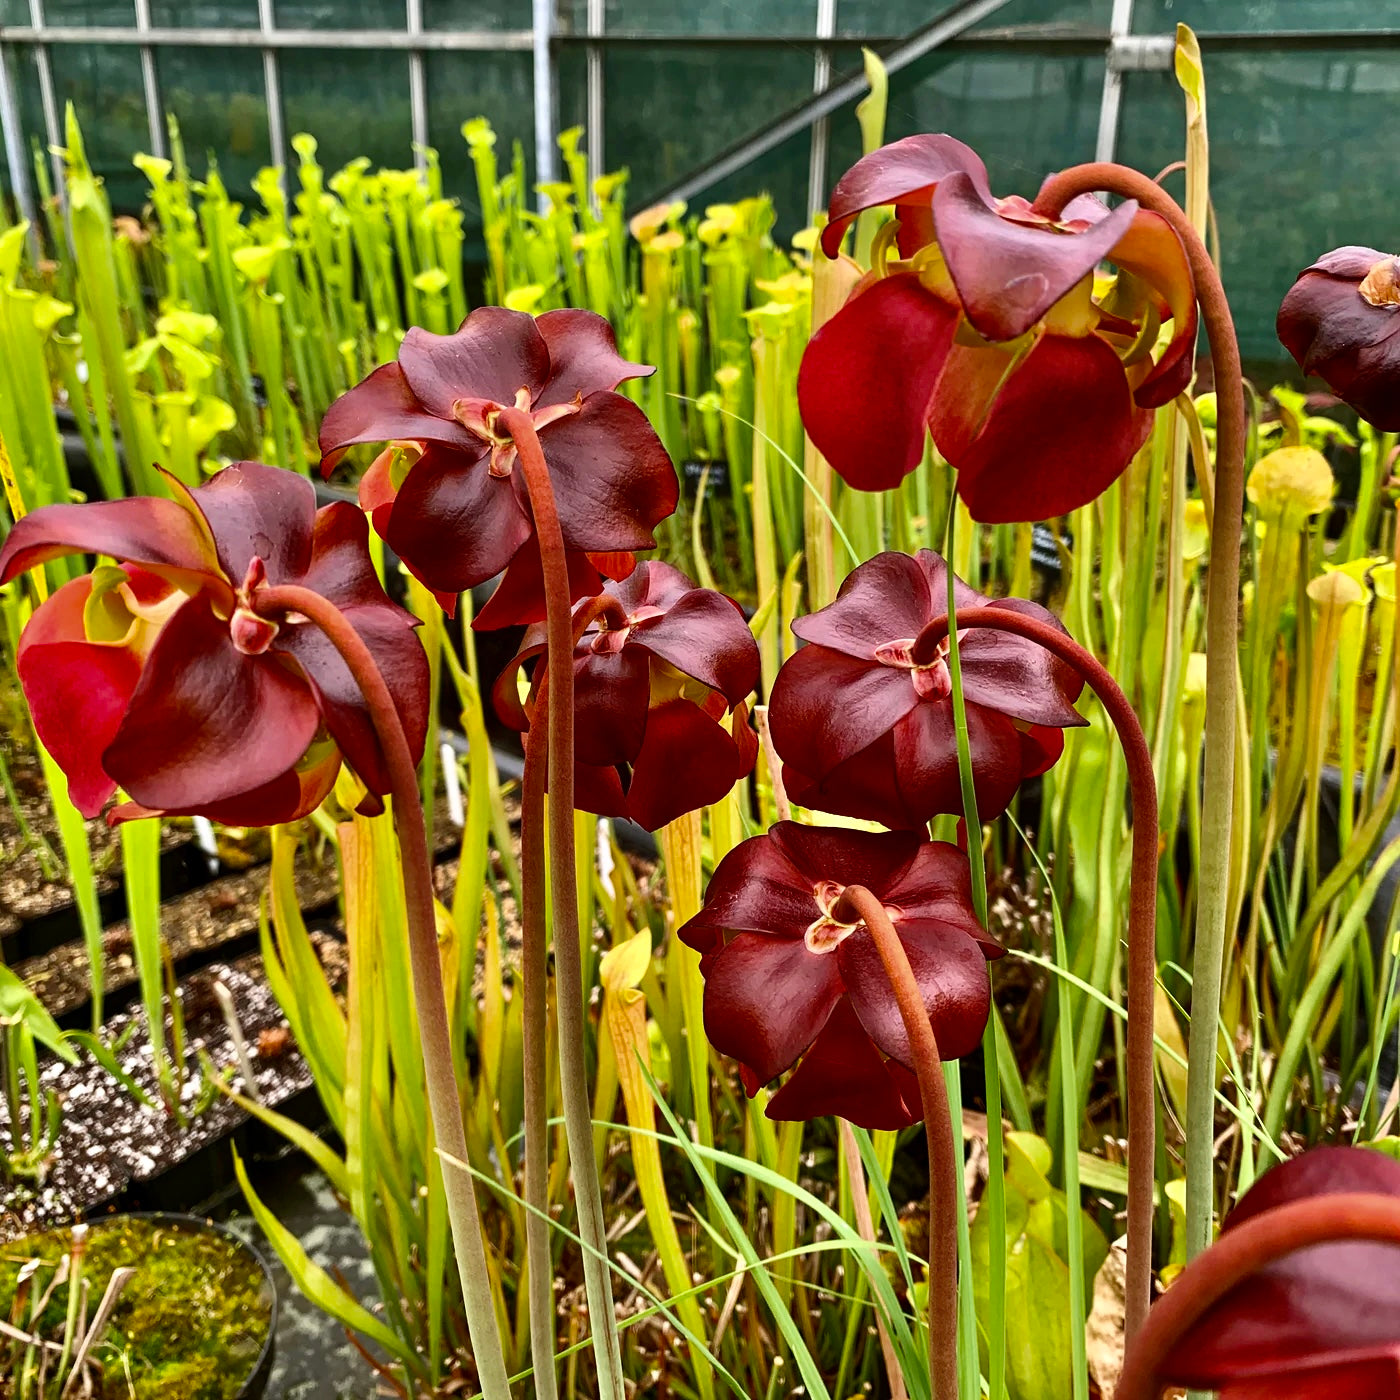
left=833, top=884, right=961, bottom=1400
left=1032, top=160, right=1245, bottom=1328
left=250, top=583, right=510, bottom=1397
left=1118, top=1148, right=1400, bottom=1400
left=912, top=606, right=1158, bottom=1346
left=494, top=404, right=627, bottom=1395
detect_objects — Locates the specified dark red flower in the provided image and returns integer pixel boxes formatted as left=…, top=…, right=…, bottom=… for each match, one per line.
left=1161, top=1146, right=1400, bottom=1399
left=0, top=462, right=428, bottom=824
left=1278, top=247, right=1400, bottom=431
left=493, top=561, right=760, bottom=831
left=799, top=134, right=1197, bottom=522
left=678, top=822, right=1001, bottom=1129
left=320, top=306, right=678, bottom=626
left=769, top=550, right=1084, bottom=829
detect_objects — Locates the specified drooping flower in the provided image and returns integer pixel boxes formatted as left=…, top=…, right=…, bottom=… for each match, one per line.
left=1158, top=1146, right=1400, bottom=1399
left=769, top=550, right=1084, bottom=830
left=1277, top=247, right=1400, bottom=430
left=320, top=306, right=679, bottom=626
left=493, top=561, right=760, bottom=831
left=799, top=134, right=1197, bottom=521
left=0, top=461, right=428, bottom=824
left=678, top=822, right=1001, bottom=1129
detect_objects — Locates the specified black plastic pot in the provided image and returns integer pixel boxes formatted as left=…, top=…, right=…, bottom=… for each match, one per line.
left=123, top=1211, right=278, bottom=1400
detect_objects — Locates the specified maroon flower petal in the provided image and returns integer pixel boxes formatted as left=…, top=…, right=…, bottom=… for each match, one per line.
left=1167, top=1147, right=1400, bottom=1393
left=791, top=550, right=982, bottom=660
left=574, top=760, right=628, bottom=819
left=385, top=442, right=531, bottom=594
left=766, top=998, right=920, bottom=1130
left=933, top=171, right=1139, bottom=343
left=894, top=699, right=1027, bottom=822
left=538, top=392, right=679, bottom=553
left=0, top=496, right=220, bottom=590
left=275, top=607, right=429, bottom=796
left=632, top=588, right=760, bottom=705
left=784, top=731, right=923, bottom=830
left=609, top=558, right=696, bottom=616
left=935, top=332, right=1152, bottom=523
left=622, top=697, right=750, bottom=831
left=838, top=916, right=993, bottom=1065
left=187, top=460, right=316, bottom=587
left=300, top=501, right=414, bottom=617
left=491, top=632, right=546, bottom=734
left=1020, top=724, right=1065, bottom=780
left=699, top=931, right=843, bottom=1084
left=1108, top=208, right=1198, bottom=409
left=120, top=741, right=342, bottom=827
left=102, top=594, right=321, bottom=813
left=1278, top=253, right=1400, bottom=431
left=534, top=308, right=654, bottom=407
left=884, top=840, right=997, bottom=951
left=768, top=822, right=923, bottom=896
left=318, top=361, right=479, bottom=474
left=15, top=576, right=143, bottom=818
left=821, top=133, right=990, bottom=259
left=769, top=643, right=922, bottom=781
left=678, top=825, right=826, bottom=949
left=574, top=643, right=651, bottom=768
left=398, top=307, right=550, bottom=418
left=472, top=548, right=613, bottom=633
left=959, top=598, right=1086, bottom=728
left=798, top=275, right=958, bottom=494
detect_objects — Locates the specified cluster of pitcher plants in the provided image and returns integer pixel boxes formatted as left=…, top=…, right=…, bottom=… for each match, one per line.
left=7, top=21, right=1400, bottom=1400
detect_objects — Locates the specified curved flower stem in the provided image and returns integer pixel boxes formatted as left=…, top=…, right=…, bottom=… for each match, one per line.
left=1116, top=1194, right=1400, bottom=1400
left=832, top=883, right=960, bottom=1400
left=1033, top=164, right=1245, bottom=1281
left=497, top=405, right=627, bottom=1399
left=520, top=695, right=559, bottom=1400
left=252, top=582, right=512, bottom=1400
left=914, top=607, right=1159, bottom=1342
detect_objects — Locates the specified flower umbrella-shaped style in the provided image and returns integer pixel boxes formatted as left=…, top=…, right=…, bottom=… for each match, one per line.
left=798, top=134, right=1197, bottom=521
left=769, top=550, right=1085, bottom=829
left=0, top=461, right=428, bottom=824
left=1277, top=247, right=1400, bottom=431
left=494, top=561, right=760, bottom=831
left=320, top=305, right=679, bottom=626
left=1152, top=1146, right=1400, bottom=1399
left=678, top=822, right=1001, bottom=1129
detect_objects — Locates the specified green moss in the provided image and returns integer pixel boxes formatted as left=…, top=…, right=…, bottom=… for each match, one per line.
left=0, top=1216, right=273, bottom=1400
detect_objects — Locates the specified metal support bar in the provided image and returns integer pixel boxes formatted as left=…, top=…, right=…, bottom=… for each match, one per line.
left=25, top=0, right=64, bottom=210
left=0, top=25, right=536, bottom=51
left=256, top=0, right=286, bottom=172
left=1108, top=33, right=1174, bottom=71
left=807, top=0, right=838, bottom=218
left=1094, top=0, right=1134, bottom=163
left=586, top=0, right=604, bottom=188
left=533, top=0, right=558, bottom=200
left=639, top=0, right=1015, bottom=211
left=406, top=0, right=429, bottom=169
left=0, top=44, right=39, bottom=248
left=132, top=0, right=166, bottom=160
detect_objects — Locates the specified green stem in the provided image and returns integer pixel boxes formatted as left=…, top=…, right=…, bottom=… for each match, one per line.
left=520, top=713, right=560, bottom=1400
left=497, top=405, right=627, bottom=1399
left=1035, top=164, right=1245, bottom=1276
left=832, top=884, right=960, bottom=1400
left=914, top=603, right=1159, bottom=1342
left=940, top=507, right=1004, bottom=1400
left=251, top=582, right=512, bottom=1400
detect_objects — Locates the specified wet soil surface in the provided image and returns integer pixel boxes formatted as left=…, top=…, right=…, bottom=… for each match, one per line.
left=0, top=947, right=340, bottom=1240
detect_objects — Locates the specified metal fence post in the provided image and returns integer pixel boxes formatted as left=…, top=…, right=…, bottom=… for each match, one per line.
left=808, top=0, right=838, bottom=218
left=133, top=0, right=166, bottom=159
left=257, top=0, right=286, bottom=172
left=407, top=0, right=429, bottom=170
left=533, top=0, right=558, bottom=199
